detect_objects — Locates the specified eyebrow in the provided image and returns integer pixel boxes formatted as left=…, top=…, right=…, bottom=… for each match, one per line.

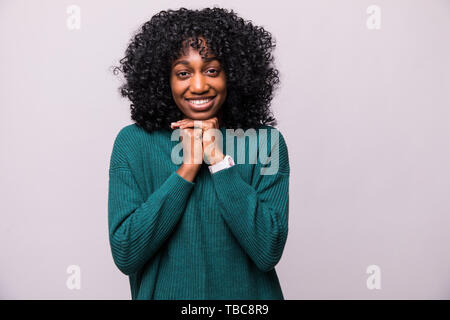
left=172, top=57, right=219, bottom=67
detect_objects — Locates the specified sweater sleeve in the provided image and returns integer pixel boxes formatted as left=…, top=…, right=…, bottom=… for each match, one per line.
left=210, top=127, right=290, bottom=273
left=108, top=130, right=195, bottom=275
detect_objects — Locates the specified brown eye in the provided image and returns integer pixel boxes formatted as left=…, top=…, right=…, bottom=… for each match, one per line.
left=177, top=71, right=189, bottom=78
left=206, top=69, right=218, bottom=76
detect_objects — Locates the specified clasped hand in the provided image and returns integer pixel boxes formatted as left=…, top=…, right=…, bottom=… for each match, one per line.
left=170, top=117, right=225, bottom=166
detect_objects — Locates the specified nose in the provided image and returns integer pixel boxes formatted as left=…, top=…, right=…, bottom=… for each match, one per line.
left=189, top=72, right=209, bottom=94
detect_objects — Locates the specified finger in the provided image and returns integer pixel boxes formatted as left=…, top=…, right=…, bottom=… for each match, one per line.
left=171, top=120, right=184, bottom=126
left=173, top=118, right=190, bottom=124
left=202, top=118, right=218, bottom=130
left=179, top=120, right=190, bottom=128
left=180, top=122, right=194, bottom=129
left=172, top=119, right=192, bottom=128
left=202, top=122, right=215, bottom=131
left=211, top=117, right=219, bottom=128
left=181, top=120, right=203, bottom=129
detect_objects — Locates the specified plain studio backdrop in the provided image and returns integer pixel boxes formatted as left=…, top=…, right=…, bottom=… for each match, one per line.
left=1, top=0, right=449, bottom=299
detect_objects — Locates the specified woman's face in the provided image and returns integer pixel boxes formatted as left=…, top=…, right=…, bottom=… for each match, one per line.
left=170, top=42, right=227, bottom=121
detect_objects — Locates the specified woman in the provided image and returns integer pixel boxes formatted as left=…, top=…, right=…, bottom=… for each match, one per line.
left=109, top=7, right=290, bottom=300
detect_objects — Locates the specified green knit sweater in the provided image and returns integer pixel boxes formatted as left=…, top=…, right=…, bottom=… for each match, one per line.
left=108, top=123, right=290, bottom=300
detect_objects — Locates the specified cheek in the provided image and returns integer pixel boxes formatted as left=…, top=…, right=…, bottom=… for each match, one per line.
left=170, top=81, right=184, bottom=97
left=220, top=84, right=227, bottom=99
left=169, top=77, right=176, bottom=94
left=216, top=77, right=227, bottom=94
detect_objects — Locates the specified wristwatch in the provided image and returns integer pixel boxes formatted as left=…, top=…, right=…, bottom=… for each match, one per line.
left=208, top=155, right=235, bottom=174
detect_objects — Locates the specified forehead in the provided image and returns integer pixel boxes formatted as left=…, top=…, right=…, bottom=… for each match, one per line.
left=172, top=47, right=220, bottom=67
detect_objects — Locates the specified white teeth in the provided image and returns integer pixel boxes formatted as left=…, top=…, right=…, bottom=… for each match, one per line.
left=188, top=98, right=212, bottom=105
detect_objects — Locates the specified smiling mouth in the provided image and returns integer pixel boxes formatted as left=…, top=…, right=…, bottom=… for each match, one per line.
left=185, top=96, right=216, bottom=111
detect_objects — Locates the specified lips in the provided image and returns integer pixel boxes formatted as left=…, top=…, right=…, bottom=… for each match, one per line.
left=185, top=96, right=216, bottom=111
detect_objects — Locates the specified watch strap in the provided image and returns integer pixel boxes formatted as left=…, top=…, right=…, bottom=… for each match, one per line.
left=208, top=155, right=235, bottom=174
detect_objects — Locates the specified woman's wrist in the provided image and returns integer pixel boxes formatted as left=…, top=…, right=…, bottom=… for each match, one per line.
left=177, top=163, right=201, bottom=182
left=207, top=152, right=225, bottom=166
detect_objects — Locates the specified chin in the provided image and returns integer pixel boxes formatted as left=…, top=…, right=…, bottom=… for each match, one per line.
left=189, top=113, right=212, bottom=120
left=187, top=110, right=219, bottom=120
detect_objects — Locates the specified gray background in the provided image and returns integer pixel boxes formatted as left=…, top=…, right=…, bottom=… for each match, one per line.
left=1, top=0, right=449, bottom=299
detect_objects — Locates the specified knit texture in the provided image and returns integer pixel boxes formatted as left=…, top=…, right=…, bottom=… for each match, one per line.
left=108, top=124, right=290, bottom=300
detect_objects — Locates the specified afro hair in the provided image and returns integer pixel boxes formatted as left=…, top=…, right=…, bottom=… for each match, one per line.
left=113, top=7, right=280, bottom=133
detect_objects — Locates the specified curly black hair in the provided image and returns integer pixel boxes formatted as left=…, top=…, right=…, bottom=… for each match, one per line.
left=113, top=7, right=280, bottom=133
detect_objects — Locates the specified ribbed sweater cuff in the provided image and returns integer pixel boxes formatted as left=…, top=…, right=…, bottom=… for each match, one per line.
left=166, top=171, right=196, bottom=201
left=210, top=165, right=251, bottom=209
